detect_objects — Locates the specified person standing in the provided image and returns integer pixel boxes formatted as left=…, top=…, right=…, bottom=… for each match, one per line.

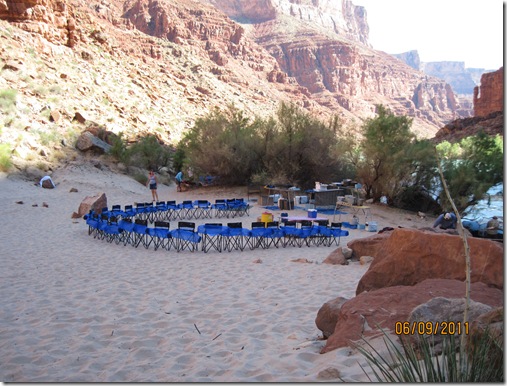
left=147, top=170, right=159, bottom=202
left=433, top=212, right=457, bottom=230
left=175, top=171, right=183, bottom=192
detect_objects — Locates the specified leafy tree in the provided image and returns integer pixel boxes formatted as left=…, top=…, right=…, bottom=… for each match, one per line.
left=263, top=102, right=346, bottom=189
left=180, top=105, right=264, bottom=185
left=436, top=132, right=503, bottom=210
left=355, top=105, right=415, bottom=202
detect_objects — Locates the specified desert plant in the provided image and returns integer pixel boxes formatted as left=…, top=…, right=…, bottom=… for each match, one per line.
left=0, top=89, right=17, bottom=113
left=0, top=143, right=13, bottom=172
left=356, top=328, right=503, bottom=382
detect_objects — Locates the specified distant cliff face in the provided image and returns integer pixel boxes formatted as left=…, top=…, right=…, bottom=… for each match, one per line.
left=394, top=52, right=493, bottom=100
left=474, top=67, right=504, bottom=117
left=206, top=0, right=370, bottom=45
left=421, top=61, right=478, bottom=95
left=392, top=50, right=420, bottom=71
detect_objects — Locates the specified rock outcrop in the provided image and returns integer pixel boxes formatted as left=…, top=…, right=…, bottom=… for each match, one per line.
left=319, top=279, right=503, bottom=353
left=0, top=0, right=78, bottom=47
left=354, top=228, right=504, bottom=295
left=433, top=111, right=504, bottom=144
left=473, top=67, right=504, bottom=117
left=74, top=193, right=108, bottom=218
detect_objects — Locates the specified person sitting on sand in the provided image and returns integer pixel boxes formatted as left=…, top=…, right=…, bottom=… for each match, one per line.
left=146, top=170, right=159, bottom=202
left=433, top=212, right=457, bottom=230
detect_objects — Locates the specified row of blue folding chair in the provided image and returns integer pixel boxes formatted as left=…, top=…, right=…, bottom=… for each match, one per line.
left=197, top=220, right=349, bottom=252
left=100, top=199, right=248, bottom=222
left=85, top=213, right=348, bottom=253
left=85, top=211, right=202, bottom=252
left=211, top=199, right=250, bottom=218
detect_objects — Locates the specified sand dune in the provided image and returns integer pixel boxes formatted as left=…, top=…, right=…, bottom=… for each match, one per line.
left=0, top=162, right=434, bottom=382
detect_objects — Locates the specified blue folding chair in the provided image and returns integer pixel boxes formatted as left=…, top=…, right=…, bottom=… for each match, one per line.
left=222, top=222, right=251, bottom=252
left=84, top=210, right=101, bottom=237
left=198, top=223, right=225, bottom=253
left=179, top=200, right=195, bottom=219
left=132, top=219, right=149, bottom=248
left=121, top=204, right=137, bottom=219
left=194, top=200, right=212, bottom=219
left=247, top=221, right=271, bottom=250
left=264, top=221, right=284, bottom=248
left=311, top=219, right=330, bottom=246
left=281, top=220, right=300, bottom=247
left=118, top=217, right=135, bottom=246
left=212, top=199, right=228, bottom=218
left=325, top=222, right=349, bottom=246
left=146, top=221, right=172, bottom=250
left=294, top=220, right=315, bottom=247
left=102, top=216, right=123, bottom=244
left=171, top=222, right=201, bottom=252
left=165, top=200, right=179, bottom=220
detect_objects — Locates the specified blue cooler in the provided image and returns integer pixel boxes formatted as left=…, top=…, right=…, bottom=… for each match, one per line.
left=308, top=209, right=317, bottom=218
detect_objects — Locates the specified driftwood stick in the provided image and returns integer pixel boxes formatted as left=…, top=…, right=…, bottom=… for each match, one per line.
left=194, top=323, right=201, bottom=335
left=212, top=333, right=222, bottom=341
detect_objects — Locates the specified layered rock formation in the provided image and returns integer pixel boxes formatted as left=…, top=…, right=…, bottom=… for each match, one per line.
left=0, top=0, right=78, bottom=47
left=212, top=0, right=462, bottom=137
left=473, top=67, right=504, bottom=117
left=354, top=228, right=504, bottom=294
left=207, top=0, right=370, bottom=45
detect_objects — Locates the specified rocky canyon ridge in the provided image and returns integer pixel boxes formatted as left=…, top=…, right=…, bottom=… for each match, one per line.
left=0, top=0, right=502, bottom=172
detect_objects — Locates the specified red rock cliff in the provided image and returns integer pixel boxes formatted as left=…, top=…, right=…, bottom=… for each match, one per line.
left=473, top=67, right=504, bottom=117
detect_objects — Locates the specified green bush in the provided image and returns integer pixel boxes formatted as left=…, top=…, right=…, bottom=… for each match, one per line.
left=436, top=132, right=503, bottom=211
left=125, top=134, right=172, bottom=170
left=0, top=89, right=17, bottom=113
left=0, top=143, right=12, bottom=172
left=108, top=133, right=172, bottom=170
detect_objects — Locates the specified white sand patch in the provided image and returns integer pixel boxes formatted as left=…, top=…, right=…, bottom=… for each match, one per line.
left=0, top=163, right=433, bottom=382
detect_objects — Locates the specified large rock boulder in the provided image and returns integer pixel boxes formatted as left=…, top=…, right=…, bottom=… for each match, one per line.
left=75, top=131, right=112, bottom=153
left=408, top=297, right=493, bottom=352
left=356, top=228, right=503, bottom=295
left=73, top=193, right=108, bottom=218
left=322, top=248, right=348, bottom=265
left=315, top=296, right=349, bottom=339
left=320, top=279, right=503, bottom=353
left=347, top=230, right=391, bottom=259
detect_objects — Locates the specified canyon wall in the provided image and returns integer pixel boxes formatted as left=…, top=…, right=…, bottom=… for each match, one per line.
left=473, top=67, right=504, bottom=117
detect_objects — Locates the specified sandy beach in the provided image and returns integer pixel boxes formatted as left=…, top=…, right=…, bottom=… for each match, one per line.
left=0, top=162, right=435, bottom=382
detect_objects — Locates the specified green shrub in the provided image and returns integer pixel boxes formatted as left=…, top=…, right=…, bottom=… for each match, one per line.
left=125, top=134, right=172, bottom=170
left=0, top=89, right=17, bottom=113
left=0, top=143, right=12, bottom=172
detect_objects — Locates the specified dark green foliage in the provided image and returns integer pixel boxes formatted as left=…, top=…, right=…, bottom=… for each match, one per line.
left=180, top=105, right=264, bottom=185
left=109, top=132, right=127, bottom=163
left=354, top=105, right=416, bottom=202
left=108, top=133, right=172, bottom=171
left=126, top=134, right=172, bottom=170
left=178, top=102, right=349, bottom=188
left=436, top=132, right=503, bottom=211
